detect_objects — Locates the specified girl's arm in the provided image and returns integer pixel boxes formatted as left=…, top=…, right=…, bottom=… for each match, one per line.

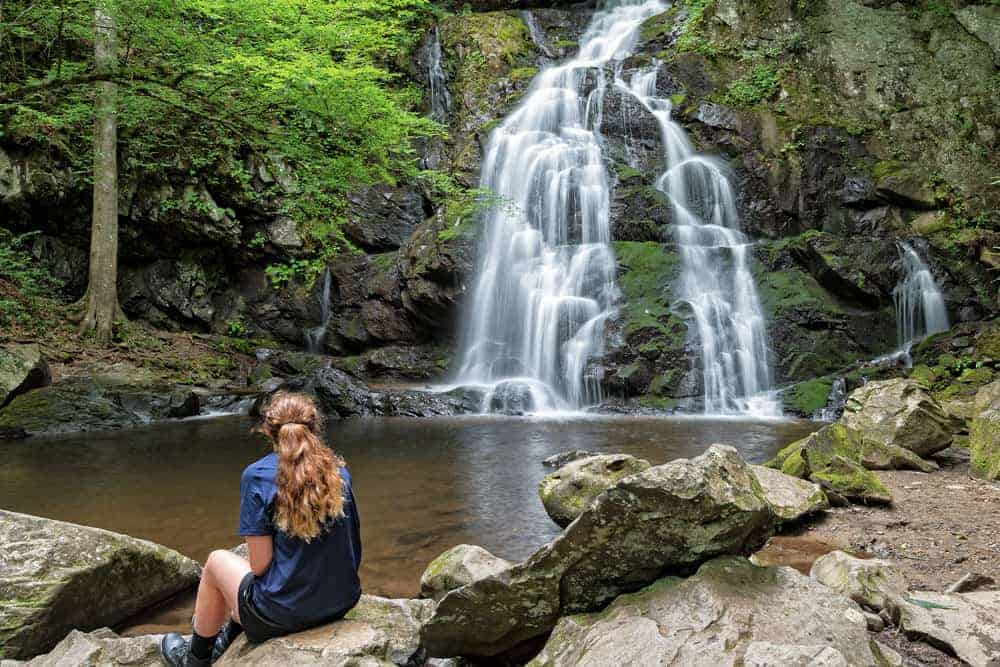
left=245, top=535, right=273, bottom=576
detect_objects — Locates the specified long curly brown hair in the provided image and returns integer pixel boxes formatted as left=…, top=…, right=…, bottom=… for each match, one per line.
left=260, top=392, right=345, bottom=541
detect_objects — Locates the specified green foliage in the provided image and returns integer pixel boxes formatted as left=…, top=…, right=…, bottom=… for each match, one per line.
left=0, top=229, right=63, bottom=331
left=723, top=66, right=781, bottom=107
left=1, top=0, right=442, bottom=272
left=226, top=317, right=249, bottom=338
left=676, top=0, right=717, bottom=55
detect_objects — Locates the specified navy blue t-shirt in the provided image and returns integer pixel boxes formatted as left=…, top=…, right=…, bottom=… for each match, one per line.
left=239, top=453, right=362, bottom=627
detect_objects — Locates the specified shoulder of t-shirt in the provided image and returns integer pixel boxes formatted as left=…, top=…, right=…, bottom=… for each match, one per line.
left=242, top=452, right=278, bottom=484
left=339, top=465, right=353, bottom=490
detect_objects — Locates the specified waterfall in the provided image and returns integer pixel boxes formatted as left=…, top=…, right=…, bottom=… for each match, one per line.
left=894, top=241, right=949, bottom=350
left=619, top=64, right=778, bottom=416
left=814, top=377, right=847, bottom=421
left=304, top=267, right=332, bottom=354
left=455, top=0, right=668, bottom=414
left=428, top=26, right=451, bottom=122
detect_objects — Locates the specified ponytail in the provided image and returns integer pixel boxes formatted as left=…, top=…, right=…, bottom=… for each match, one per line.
left=262, top=392, right=345, bottom=541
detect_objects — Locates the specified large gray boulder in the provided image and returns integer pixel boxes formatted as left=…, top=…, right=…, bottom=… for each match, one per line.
left=970, top=381, right=1000, bottom=481
left=0, top=511, right=200, bottom=660
left=897, top=591, right=1000, bottom=667
left=420, top=545, right=512, bottom=602
left=216, top=595, right=434, bottom=666
left=810, top=550, right=907, bottom=613
left=749, top=465, right=828, bottom=523
left=538, top=454, right=651, bottom=527
left=528, top=557, right=879, bottom=667
left=421, top=445, right=776, bottom=658
left=840, top=378, right=961, bottom=457
left=0, top=343, right=50, bottom=408
left=3, top=628, right=161, bottom=667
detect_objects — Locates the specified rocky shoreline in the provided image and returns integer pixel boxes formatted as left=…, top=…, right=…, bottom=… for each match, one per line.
left=3, top=377, right=997, bottom=666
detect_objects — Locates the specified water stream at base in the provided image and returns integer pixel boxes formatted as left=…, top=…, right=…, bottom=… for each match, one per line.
left=618, top=65, right=779, bottom=416
left=454, top=0, right=668, bottom=414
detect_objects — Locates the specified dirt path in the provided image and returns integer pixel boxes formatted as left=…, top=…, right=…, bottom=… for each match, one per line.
left=756, top=447, right=1000, bottom=666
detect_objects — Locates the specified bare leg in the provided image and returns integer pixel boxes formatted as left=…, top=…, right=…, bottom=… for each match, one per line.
left=193, top=550, right=252, bottom=637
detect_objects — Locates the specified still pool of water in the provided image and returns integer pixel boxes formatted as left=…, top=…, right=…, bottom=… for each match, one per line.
left=0, top=414, right=820, bottom=631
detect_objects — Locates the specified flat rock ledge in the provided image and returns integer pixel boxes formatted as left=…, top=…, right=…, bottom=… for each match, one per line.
left=529, top=557, right=882, bottom=667
left=896, top=591, right=1000, bottom=667
left=0, top=511, right=200, bottom=661
left=421, top=445, right=776, bottom=658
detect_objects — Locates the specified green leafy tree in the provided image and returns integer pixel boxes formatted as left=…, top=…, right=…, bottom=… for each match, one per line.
left=1, top=0, right=441, bottom=342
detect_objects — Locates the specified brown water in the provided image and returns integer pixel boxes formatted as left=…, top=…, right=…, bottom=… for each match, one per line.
left=0, top=414, right=819, bottom=632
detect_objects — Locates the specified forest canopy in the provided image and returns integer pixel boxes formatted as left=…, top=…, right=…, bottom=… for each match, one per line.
left=0, top=0, right=442, bottom=273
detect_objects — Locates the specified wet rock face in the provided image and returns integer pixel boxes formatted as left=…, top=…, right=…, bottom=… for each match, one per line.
left=841, top=378, right=963, bottom=457
left=421, top=445, right=776, bottom=658
left=0, top=377, right=201, bottom=435
left=0, top=511, right=200, bottom=660
left=538, top=454, right=651, bottom=527
left=343, top=185, right=429, bottom=252
left=529, top=557, right=878, bottom=667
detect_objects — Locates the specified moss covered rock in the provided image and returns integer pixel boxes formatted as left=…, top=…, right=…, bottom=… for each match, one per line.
left=770, top=423, right=901, bottom=504
left=421, top=445, right=776, bottom=658
left=970, top=407, right=1000, bottom=481
left=0, top=343, right=50, bottom=408
left=841, top=378, right=962, bottom=457
left=420, top=544, right=512, bottom=602
left=529, top=557, right=878, bottom=667
left=0, top=511, right=200, bottom=660
left=810, top=550, right=907, bottom=613
left=538, top=454, right=652, bottom=527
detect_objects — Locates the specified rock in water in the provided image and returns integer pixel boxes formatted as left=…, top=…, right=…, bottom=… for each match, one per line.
left=528, top=557, right=878, bottom=667
left=421, top=445, right=775, bottom=658
left=6, top=628, right=162, bottom=666
left=0, top=343, right=50, bottom=408
left=0, top=511, right=200, bottom=660
left=216, top=595, right=434, bottom=666
left=749, top=465, right=828, bottom=522
left=897, top=591, right=1000, bottom=667
left=970, top=381, right=1000, bottom=481
left=420, top=545, right=512, bottom=602
left=810, top=550, right=907, bottom=612
left=770, top=423, right=894, bottom=504
left=541, top=450, right=598, bottom=468
left=841, top=378, right=961, bottom=457
left=538, top=454, right=651, bottom=527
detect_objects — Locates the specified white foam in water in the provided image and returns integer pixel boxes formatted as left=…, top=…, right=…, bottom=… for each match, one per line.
left=618, top=64, right=779, bottom=417
left=454, top=0, right=670, bottom=415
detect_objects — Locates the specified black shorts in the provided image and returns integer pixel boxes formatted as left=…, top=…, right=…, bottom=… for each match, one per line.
left=237, top=572, right=358, bottom=644
left=237, top=572, right=296, bottom=643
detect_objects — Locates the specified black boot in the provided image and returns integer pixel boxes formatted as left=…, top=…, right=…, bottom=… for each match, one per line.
left=211, top=620, right=243, bottom=662
left=160, top=633, right=211, bottom=667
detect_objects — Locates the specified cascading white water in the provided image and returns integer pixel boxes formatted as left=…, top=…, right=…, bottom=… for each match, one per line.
left=619, top=64, right=778, bottom=416
left=305, top=267, right=332, bottom=354
left=814, top=376, right=847, bottom=421
left=455, top=0, right=668, bottom=414
left=428, top=27, right=451, bottom=122
left=521, top=10, right=556, bottom=60
left=894, top=241, right=949, bottom=349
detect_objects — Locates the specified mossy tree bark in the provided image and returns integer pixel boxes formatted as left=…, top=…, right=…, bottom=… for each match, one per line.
left=72, top=2, right=124, bottom=345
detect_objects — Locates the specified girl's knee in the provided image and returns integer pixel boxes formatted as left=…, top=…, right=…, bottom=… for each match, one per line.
left=205, top=549, right=229, bottom=572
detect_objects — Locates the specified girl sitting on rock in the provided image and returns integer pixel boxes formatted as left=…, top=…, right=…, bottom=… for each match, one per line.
left=161, top=392, right=362, bottom=666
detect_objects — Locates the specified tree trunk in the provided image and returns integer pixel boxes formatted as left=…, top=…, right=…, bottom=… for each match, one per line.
left=75, top=1, right=122, bottom=345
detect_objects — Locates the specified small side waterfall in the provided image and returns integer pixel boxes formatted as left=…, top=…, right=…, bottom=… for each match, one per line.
left=455, top=0, right=668, bottom=414
left=305, top=267, right=332, bottom=354
left=428, top=27, right=451, bottom=122
left=814, top=377, right=847, bottom=421
left=619, top=64, right=777, bottom=416
left=894, top=241, right=949, bottom=349
left=522, top=10, right=556, bottom=59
